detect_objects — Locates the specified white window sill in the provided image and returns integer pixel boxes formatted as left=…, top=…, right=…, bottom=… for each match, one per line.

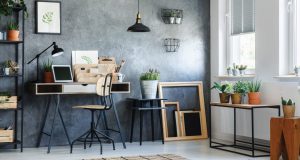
left=216, top=74, right=256, bottom=80
left=274, top=75, right=300, bottom=81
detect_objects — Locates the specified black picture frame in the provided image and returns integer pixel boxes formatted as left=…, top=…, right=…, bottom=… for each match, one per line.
left=35, top=1, right=62, bottom=35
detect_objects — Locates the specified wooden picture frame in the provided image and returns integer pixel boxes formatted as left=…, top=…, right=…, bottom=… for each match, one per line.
left=36, top=1, right=62, bottom=34
left=158, top=81, right=208, bottom=141
left=163, top=102, right=183, bottom=139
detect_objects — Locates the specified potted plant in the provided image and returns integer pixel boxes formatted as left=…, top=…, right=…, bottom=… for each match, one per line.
left=247, top=80, right=262, bottom=104
left=169, top=10, right=176, bottom=24
left=294, top=66, right=300, bottom=76
left=175, top=10, right=182, bottom=24
left=238, top=65, right=247, bottom=76
left=140, top=69, right=160, bottom=99
left=282, top=97, right=296, bottom=118
left=211, top=82, right=232, bottom=103
left=232, top=81, right=248, bottom=104
left=7, top=21, right=19, bottom=41
left=3, top=61, right=10, bottom=75
left=43, top=59, right=54, bottom=83
left=232, top=63, right=239, bottom=76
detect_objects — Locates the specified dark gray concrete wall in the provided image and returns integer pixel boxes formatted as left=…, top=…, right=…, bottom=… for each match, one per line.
left=0, top=0, right=210, bottom=147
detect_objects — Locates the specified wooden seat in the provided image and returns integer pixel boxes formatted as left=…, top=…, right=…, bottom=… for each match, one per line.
left=73, top=105, right=106, bottom=110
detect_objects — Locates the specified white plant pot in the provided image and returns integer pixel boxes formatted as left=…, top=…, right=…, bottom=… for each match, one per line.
left=4, top=68, right=10, bottom=75
left=239, top=70, right=245, bottom=76
left=140, top=80, right=158, bottom=99
left=175, top=17, right=182, bottom=24
left=232, top=69, right=239, bottom=76
left=227, top=69, right=232, bottom=76
left=169, top=17, right=175, bottom=24
left=295, top=68, right=300, bottom=76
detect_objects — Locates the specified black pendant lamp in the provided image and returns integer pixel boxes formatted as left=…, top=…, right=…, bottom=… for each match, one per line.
left=127, top=0, right=150, bottom=32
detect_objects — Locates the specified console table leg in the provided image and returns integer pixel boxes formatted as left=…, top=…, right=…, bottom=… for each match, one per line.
left=251, top=108, right=255, bottom=157
left=270, top=118, right=284, bottom=160
left=234, top=108, right=236, bottom=145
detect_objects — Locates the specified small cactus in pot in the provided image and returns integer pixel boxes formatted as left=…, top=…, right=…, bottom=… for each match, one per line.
left=211, top=82, right=233, bottom=103
left=282, top=97, right=296, bottom=118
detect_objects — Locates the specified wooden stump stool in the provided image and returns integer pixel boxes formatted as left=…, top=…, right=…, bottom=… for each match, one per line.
left=270, top=117, right=300, bottom=160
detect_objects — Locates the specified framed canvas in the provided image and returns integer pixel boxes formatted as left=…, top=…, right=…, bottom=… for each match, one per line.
left=36, top=1, right=61, bottom=34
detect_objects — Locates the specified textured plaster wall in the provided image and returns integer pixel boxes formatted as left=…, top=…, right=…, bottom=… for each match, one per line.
left=0, top=0, right=210, bottom=147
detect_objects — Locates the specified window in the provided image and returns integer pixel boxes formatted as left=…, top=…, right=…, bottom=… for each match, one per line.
left=289, top=0, right=300, bottom=71
left=226, top=0, right=256, bottom=70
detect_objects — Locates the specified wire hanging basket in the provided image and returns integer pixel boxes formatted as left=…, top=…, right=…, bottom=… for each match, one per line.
left=164, top=38, right=180, bottom=52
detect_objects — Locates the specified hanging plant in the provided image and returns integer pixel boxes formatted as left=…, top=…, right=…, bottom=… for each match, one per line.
left=0, top=0, right=28, bottom=19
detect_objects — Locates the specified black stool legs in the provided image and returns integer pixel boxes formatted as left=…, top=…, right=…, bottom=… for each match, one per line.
left=70, top=110, right=115, bottom=155
left=129, top=100, right=165, bottom=145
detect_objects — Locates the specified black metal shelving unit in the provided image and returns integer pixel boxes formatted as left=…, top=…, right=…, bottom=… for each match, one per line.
left=0, top=7, right=25, bottom=152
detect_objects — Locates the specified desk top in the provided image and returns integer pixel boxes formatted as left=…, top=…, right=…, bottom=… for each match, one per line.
left=210, top=102, right=280, bottom=109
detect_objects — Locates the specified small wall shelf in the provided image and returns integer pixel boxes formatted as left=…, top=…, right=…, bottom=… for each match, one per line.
left=161, top=9, right=183, bottom=24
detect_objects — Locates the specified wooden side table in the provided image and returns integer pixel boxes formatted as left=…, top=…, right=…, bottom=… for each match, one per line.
left=270, top=117, right=300, bottom=160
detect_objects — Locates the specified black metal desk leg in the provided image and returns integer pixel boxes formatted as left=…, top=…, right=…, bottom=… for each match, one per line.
left=112, top=96, right=126, bottom=149
left=234, top=108, right=236, bottom=145
left=251, top=108, right=255, bottom=157
left=47, top=95, right=60, bottom=154
left=130, top=109, right=136, bottom=143
left=150, top=101, right=155, bottom=142
left=58, top=107, right=71, bottom=146
left=278, top=107, right=281, bottom=116
left=37, top=95, right=51, bottom=147
left=139, top=109, right=144, bottom=146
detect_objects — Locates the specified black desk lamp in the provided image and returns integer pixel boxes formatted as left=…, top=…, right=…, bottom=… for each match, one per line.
left=27, top=42, right=64, bottom=82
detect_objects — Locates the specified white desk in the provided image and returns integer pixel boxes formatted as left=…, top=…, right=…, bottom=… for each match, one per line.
left=31, top=82, right=130, bottom=153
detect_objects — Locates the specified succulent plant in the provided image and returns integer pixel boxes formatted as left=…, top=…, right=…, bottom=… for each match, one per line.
left=140, top=69, right=160, bottom=80
left=247, top=80, right=261, bottom=92
left=211, top=82, right=233, bottom=93
left=282, top=97, right=295, bottom=105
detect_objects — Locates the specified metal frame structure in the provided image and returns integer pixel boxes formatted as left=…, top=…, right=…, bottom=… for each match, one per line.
left=209, top=103, right=281, bottom=157
left=0, top=7, right=25, bottom=152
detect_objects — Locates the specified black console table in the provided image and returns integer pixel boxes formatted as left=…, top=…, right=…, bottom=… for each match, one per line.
left=210, top=102, right=280, bottom=157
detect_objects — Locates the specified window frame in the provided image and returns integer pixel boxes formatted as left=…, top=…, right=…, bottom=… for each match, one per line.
left=288, top=0, right=298, bottom=72
left=225, top=0, right=256, bottom=74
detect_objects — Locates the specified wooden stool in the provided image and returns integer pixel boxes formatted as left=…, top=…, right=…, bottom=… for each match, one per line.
left=270, top=117, right=300, bottom=160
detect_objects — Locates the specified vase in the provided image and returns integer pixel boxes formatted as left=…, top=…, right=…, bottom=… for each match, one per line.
left=232, top=69, right=239, bottom=76
left=43, top=72, right=54, bottom=83
left=283, top=105, right=295, bottom=118
left=231, top=93, right=242, bottom=104
left=7, top=30, right=19, bottom=41
left=140, top=80, right=158, bottom=99
left=248, top=92, right=261, bottom=104
left=219, top=93, right=230, bottom=103
left=169, top=17, right=175, bottom=24
left=175, top=17, right=182, bottom=24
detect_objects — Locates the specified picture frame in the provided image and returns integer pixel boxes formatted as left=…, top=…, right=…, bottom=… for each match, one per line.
left=158, top=81, right=208, bottom=141
left=36, top=1, right=61, bottom=34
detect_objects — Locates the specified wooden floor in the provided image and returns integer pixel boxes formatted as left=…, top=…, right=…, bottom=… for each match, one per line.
left=0, top=140, right=269, bottom=160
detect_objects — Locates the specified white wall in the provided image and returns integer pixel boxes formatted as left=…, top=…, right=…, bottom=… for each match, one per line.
left=211, top=0, right=300, bottom=140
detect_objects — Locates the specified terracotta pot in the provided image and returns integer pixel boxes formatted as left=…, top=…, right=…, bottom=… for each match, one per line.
left=283, top=105, right=295, bottom=118
left=7, top=30, right=19, bottom=41
left=231, top=93, right=242, bottom=104
left=219, top=93, right=230, bottom=103
left=43, top=72, right=54, bottom=83
left=248, top=92, right=261, bottom=104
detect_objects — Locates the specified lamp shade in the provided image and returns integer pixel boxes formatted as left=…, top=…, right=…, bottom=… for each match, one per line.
left=52, top=44, right=64, bottom=57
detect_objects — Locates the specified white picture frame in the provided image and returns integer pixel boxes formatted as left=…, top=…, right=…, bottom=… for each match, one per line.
left=36, top=1, right=61, bottom=34
left=72, top=51, right=99, bottom=65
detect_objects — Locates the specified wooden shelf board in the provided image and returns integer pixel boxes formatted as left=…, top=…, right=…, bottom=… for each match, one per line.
left=0, top=40, right=23, bottom=44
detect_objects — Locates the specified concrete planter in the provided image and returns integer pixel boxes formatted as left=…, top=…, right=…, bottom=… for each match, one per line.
left=140, top=80, right=158, bottom=99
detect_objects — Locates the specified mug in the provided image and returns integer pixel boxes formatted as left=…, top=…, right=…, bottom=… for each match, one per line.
left=113, top=73, right=125, bottom=82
